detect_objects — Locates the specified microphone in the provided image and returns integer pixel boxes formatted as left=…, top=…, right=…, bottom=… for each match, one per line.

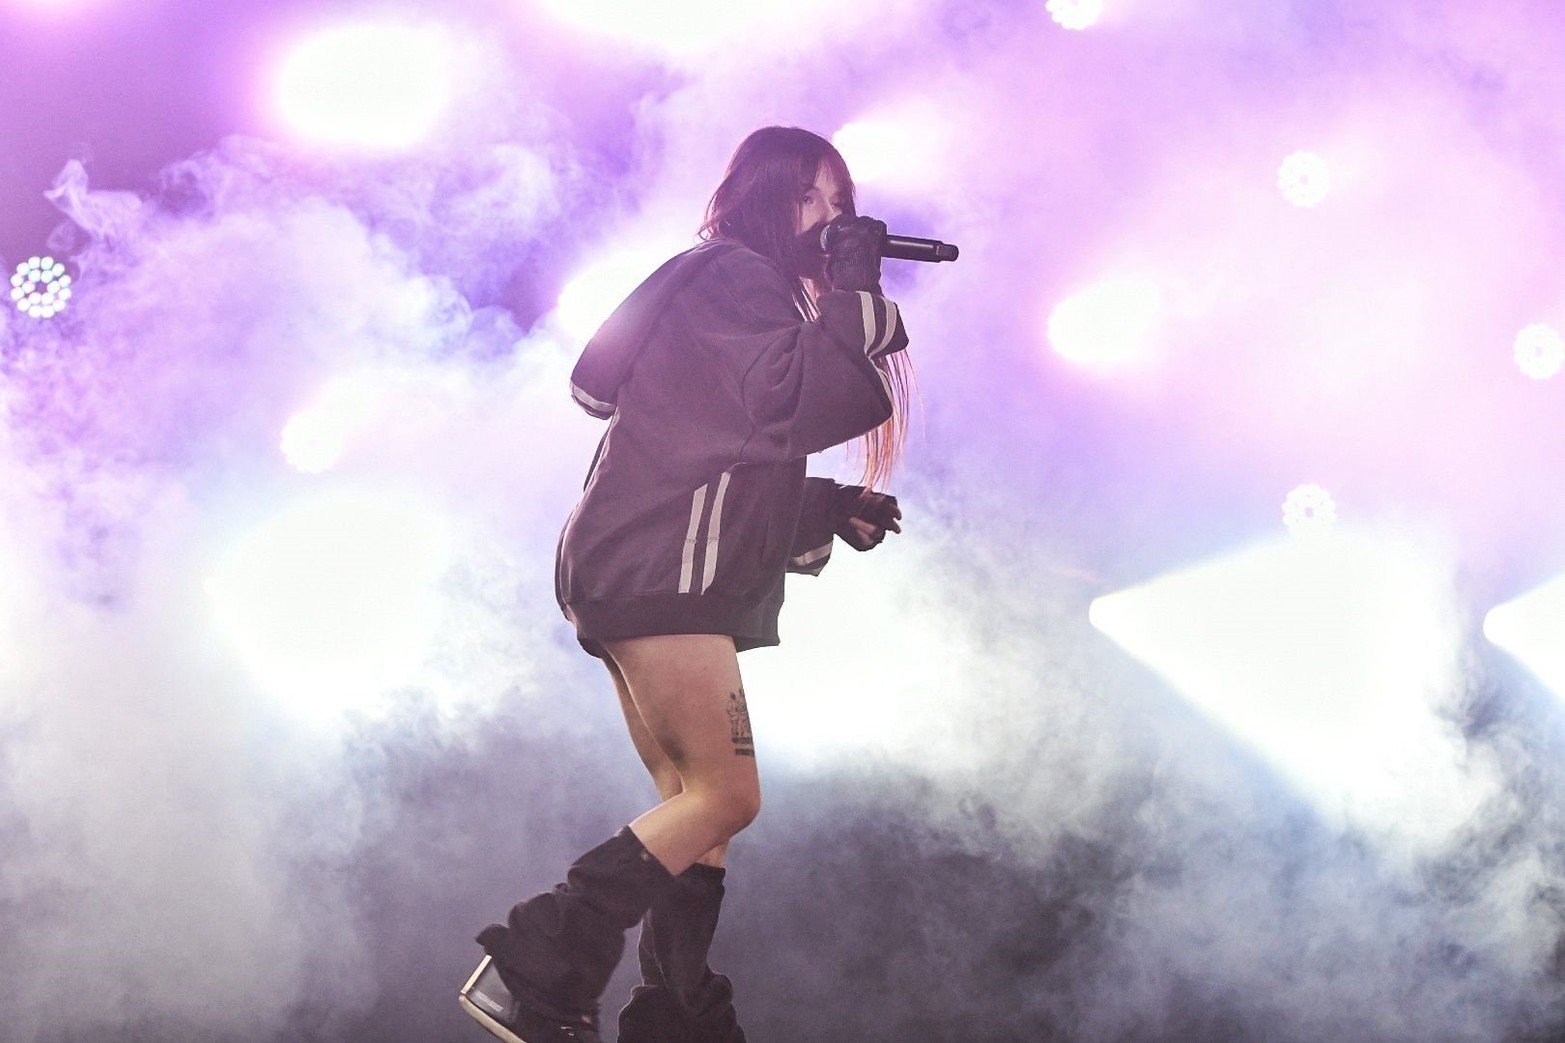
left=882, top=233, right=960, bottom=263
left=817, top=221, right=960, bottom=263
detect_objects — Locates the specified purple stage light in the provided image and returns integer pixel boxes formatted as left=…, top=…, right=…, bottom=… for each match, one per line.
left=1513, top=323, right=1563, bottom=380
left=272, top=23, right=454, bottom=151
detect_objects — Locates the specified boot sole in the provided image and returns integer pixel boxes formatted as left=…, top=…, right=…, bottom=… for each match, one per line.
left=458, top=956, right=528, bottom=1043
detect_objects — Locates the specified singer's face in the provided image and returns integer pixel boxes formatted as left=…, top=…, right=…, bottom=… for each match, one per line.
left=797, top=165, right=848, bottom=236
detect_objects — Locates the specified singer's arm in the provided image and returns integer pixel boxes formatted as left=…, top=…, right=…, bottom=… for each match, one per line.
left=787, top=477, right=840, bottom=576
left=694, top=247, right=909, bottom=463
left=786, top=478, right=903, bottom=575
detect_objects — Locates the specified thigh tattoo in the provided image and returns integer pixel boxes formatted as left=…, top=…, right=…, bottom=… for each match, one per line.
left=728, top=687, right=754, bottom=757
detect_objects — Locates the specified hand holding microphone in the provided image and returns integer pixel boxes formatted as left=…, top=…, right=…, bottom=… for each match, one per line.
left=819, top=216, right=961, bottom=263
left=818, top=215, right=960, bottom=294
left=822, top=216, right=889, bottom=294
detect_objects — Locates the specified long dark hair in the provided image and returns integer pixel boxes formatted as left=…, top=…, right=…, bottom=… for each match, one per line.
left=699, top=126, right=917, bottom=493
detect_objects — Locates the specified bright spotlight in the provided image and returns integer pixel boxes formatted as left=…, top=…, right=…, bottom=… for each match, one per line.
left=1513, top=323, right=1564, bottom=381
left=1090, top=529, right=1477, bottom=842
left=8, top=0, right=106, bottom=15
left=829, top=102, right=951, bottom=194
left=538, top=0, right=750, bottom=54
left=1485, top=573, right=1565, bottom=697
left=1277, top=150, right=1332, bottom=208
left=555, top=245, right=682, bottom=345
left=280, top=379, right=381, bottom=475
left=537, top=0, right=909, bottom=57
left=833, top=120, right=912, bottom=187
left=205, top=490, right=453, bottom=719
left=280, top=413, right=349, bottom=476
left=274, top=23, right=454, bottom=151
left=1282, top=484, right=1337, bottom=536
left=11, top=256, right=73, bottom=319
left=1047, top=276, right=1162, bottom=370
left=1046, top=0, right=1104, bottom=31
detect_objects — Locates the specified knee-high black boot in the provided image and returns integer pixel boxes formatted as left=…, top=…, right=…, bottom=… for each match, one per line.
left=617, top=863, right=746, bottom=1043
left=474, top=827, right=675, bottom=1038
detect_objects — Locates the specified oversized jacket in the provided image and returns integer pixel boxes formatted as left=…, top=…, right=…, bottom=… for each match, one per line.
left=553, top=238, right=909, bottom=658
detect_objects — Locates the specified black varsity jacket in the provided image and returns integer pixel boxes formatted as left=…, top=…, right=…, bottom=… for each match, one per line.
left=554, top=238, right=909, bottom=650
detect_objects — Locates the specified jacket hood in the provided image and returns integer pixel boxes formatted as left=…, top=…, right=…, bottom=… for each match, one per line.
left=568, top=239, right=745, bottom=420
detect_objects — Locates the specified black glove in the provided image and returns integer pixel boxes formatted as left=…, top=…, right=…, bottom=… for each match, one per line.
left=831, top=484, right=901, bottom=551
left=822, top=216, right=887, bottom=295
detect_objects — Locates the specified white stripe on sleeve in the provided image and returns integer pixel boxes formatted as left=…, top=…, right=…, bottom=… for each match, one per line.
left=870, top=299, right=900, bottom=357
left=789, top=541, right=833, bottom=569
left=858, top=291, right=878, bottom=354
left=570, top=381, right=616, bottom=417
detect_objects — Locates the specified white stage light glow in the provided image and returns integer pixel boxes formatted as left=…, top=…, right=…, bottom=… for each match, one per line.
left=1047, top=276, right=1163, bottom=370
left=9, top=0, right=106, bottom=15
left=830, top=102, right=951, bottom=193
left=205, top=490, right=453, bottom=719
left=280, top=412, right=349, bottom=476
left=11, top=256, right=73, bottom=319
left=1485, top=573, right=1565, bottom=697
left=1047, top=0, right=1104, bottom=31
left=1089, top=529, right=1483, bottom=846
left=739, top=552, right=975, bottom=772
left=280, top=378, right=382, bottom=475
left=1513, top=323, right=1564, bottom=381
left=538, top=0, right=754, bottom=55
left=832, top=120, right=908, bottom=187
left=274, top=23, right=453, bottom=151
left=1277, top=150, right=1332, bottom=208
left=1282, top=484, right=1337, bottom=536
left=536, top=0, right=909, bottom=57
left=555, top=244, right=682, bottom=344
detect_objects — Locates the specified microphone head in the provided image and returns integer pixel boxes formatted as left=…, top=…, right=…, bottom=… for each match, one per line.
left=817, top=215, right=855, bottom=253
left=935, top=243, right=959, bottom=262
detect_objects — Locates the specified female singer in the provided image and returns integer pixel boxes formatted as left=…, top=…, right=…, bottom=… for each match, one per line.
left=463, top=125, right=914, bottom=1043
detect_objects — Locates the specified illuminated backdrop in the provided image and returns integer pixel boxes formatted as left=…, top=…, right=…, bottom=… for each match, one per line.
left=0, top=1, right=1562, bottom=1040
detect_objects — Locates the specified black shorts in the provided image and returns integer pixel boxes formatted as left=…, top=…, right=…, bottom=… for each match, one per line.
left=563, top=583, right=784, bottom=662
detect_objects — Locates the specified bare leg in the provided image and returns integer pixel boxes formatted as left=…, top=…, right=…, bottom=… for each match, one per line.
left=605, top=654, right=731, bottom=868
left=601, top=634, right=759, bottom=877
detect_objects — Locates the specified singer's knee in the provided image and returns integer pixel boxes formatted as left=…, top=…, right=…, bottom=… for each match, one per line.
left=689, top=780, right=761, bottom=839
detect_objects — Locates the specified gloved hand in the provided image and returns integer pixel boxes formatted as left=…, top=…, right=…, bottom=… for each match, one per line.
left=822, top=215, right=887, bottom=295
left=832, top=483, right=902, bottom=551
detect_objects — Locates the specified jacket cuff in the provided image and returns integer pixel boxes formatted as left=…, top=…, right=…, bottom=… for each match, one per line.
left=788, top=476, right=841, bottom=576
